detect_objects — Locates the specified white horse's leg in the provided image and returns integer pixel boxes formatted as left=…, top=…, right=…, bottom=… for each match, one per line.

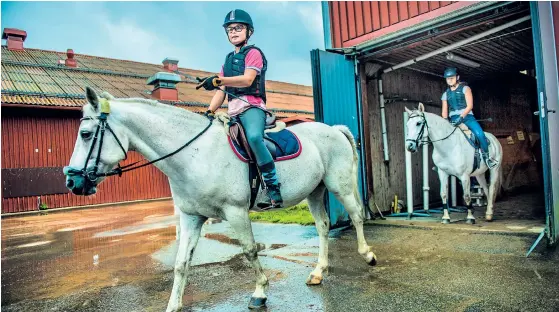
left=306, top=185, right=330, bottom=285
left=224, top=208, right=269, bottom=309
left=438, top=170, right=451, bottom=224
left=486, top=167, right=500, bottom=221
left=174, top=204, right=180, bottom=240
left=166, top=213, right=207, bottom=312
left=475, top=174, right=491, bottom=221
left=460, top=176, right=476, bottom=225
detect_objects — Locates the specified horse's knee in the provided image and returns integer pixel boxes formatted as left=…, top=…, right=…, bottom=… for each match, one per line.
left=243, top=245, right=259, bottom=262
left=174, top=261, right=187, bottom=276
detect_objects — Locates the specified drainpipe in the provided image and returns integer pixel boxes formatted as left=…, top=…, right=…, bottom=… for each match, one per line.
left=378, top=77, right=389, bottom=162
left=321, top=1, right=332, bottom=49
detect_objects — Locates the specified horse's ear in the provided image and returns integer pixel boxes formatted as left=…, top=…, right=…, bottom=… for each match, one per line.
left=418, top=102, right=425, bottom=112
left=404, top=106, right=412, bottom=114
left=86, top=87, right=99, bottom=111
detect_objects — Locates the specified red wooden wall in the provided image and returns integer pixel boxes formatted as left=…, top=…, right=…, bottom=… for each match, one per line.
left=1, top=110, right=171, bottom=213
left=328, top=1, right=479, bottom=48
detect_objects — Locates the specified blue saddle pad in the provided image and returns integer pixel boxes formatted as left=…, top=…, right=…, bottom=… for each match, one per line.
left=228, top=129, right=302, bottom=163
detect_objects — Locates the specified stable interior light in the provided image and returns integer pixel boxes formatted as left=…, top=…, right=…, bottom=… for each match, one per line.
left=446, top=52, right=481, bottom=68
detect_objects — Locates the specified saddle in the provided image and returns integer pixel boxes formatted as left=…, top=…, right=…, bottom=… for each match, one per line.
left=457, top=123, right=490, bottom=172
left=215, top=112, right=302, bottom=208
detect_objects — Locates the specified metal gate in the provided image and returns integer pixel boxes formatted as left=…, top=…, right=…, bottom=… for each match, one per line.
left=310, top=49, right=366, bottom=228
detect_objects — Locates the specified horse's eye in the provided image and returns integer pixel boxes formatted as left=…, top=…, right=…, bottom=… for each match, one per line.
left=80, top=130, right=93, bottom=140
left=416, top=121, right=422, bottom=126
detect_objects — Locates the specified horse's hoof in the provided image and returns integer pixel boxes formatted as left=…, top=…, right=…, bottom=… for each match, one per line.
left=466, top=218, right=476, bottom=225
left=441, top=219, right=451, bottom=224
left=306, top=274, right=323, bottom=285
left=248, top=297, right=267, bottom=309
left=367, top=252, right=378, bottom=266
left=485, top=214, right=493, bottom=222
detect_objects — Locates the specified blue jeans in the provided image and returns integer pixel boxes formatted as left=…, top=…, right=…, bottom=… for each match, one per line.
left=238, top=107, right=273, bottom=166
left=450, top=114, right=489, bottom=153
left=238, top=108, right=279, bottom=187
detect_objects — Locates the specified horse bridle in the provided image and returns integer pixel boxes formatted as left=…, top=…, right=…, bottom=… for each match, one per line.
left=64, top=99, right=213, bottom=185
left=406, top=112, right=459, bottom=147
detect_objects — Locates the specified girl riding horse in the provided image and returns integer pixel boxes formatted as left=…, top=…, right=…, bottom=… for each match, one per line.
left=441, top=67, right=499, bottom=169
left=196, top=9, right=282, bottom=208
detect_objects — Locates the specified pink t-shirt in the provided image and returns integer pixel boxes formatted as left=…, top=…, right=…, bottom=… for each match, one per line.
left=220, top=48, right=266, bottom=116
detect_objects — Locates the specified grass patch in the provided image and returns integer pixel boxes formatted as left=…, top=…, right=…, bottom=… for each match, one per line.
left=249, top=202, right=315, bottom=225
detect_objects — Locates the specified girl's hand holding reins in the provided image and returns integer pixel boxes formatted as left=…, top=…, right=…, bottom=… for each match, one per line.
left=196, top=76, right=221, bottom=91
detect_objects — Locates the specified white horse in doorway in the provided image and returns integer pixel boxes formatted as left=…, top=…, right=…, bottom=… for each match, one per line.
left=63, top=87, right=377, bottom=312
left=404, top=103, right=503, bottom=224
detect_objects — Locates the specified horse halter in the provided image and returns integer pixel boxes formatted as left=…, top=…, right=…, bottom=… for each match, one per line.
left=64, top=98, right=213, bottom=185
left=64, top=99, right=129, bottom=183
left=405, top=111, right=460, bottom=147
left=406, top=112, right=429, bottom=147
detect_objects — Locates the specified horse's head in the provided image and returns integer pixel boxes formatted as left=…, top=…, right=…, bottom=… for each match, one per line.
left=63, top=87, right=129, bottom=195
left=404, top=103, right=428, bottom=153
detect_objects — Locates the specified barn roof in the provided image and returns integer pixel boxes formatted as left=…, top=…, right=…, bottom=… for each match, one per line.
left=0, top=45, right=314, bottom=119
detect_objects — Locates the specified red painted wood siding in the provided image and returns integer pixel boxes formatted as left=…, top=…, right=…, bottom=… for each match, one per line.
left=329, top=1, right=477, bottom=48
left=1, top=114, right=171, bottom=213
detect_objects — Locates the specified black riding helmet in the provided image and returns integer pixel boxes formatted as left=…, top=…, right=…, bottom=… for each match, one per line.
left=223, top=9, right=254, bottom=47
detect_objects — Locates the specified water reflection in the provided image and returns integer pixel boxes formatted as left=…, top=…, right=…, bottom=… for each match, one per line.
left=1, top=201, right=177, bottom=306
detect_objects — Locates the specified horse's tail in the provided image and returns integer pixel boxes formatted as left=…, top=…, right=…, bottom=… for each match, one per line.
left=333, top=125, right=364, bottom=212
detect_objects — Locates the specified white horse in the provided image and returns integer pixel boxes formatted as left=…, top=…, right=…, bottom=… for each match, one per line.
left=404, top=103, right=503, bottom=224
left=64, top=87, right=377, bottom=311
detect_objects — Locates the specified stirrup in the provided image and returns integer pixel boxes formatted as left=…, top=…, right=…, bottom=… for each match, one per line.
left=255, top=184, right=283, bottom=210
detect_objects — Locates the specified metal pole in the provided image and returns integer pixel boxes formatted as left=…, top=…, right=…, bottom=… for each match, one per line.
left=404, top=111, right=414, bottom=218
left=423, top=142, right=429, bottom=212
left=383, top=15, right=531, bottom=74
left=451, top=176, right=457, bottom=207
left=379, top=78, right=389, bottom=162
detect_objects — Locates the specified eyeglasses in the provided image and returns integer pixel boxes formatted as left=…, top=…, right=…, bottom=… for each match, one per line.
left=226, top=25, right=246, bottom=33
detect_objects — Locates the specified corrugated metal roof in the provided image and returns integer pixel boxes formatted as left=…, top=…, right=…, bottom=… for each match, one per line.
left=370, top=11, right=534, bottom=80
left=1, top=46, right=314, bottom=118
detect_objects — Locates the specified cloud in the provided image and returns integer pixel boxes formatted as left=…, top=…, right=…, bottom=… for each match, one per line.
left=95, top=15, right=189, bottom=65
left=293, top=2, right=324, bottom=43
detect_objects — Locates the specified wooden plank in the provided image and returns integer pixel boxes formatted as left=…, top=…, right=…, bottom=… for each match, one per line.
left=331, top=2, right=342, bottom=48
left=398, top=1, right=409, bottom=20
left=408, top=1, right=419, bottom=18
left=340, top=1, right=350, bottom=42
left=419, top=1, right=430, bottom=14
left=355, top=1, right=365, bottom=37
left=430, top=1, right=441, bottom=10
left=372, top=1, right=381, bottom=30
left=389, top=1, right=400, bottom=25
left=347, top=1, right=357, bottom=39
left=379, top=1, right=390, bottom=28
left=363, top=1, right=373, bottom=33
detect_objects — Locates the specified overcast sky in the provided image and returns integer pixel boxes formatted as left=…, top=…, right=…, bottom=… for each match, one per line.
left=1, top=1, right=325, bottom=86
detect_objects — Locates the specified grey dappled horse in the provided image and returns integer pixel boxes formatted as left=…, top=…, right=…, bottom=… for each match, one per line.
left=64, top=87, right=377, bottom=311
left=405, top=103, right=503, bottom=224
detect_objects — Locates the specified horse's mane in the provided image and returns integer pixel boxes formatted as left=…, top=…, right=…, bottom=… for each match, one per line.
left=99, top=91, right=163, bottom=107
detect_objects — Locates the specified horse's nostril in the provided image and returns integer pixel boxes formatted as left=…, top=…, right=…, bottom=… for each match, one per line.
left=66, top=179, right=75, bottom=189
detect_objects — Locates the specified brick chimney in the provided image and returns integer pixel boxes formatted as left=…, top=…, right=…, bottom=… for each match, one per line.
left=147, top=72, right=182, bottom=101
left=162, top=57, right=179, bottom=72
left=2, top=28, right=27, bottom=51
left=65, top=49, right=77, bottom=67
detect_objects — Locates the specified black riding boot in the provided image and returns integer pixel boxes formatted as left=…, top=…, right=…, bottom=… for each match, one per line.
left=256, top=161, right=283, bottom=209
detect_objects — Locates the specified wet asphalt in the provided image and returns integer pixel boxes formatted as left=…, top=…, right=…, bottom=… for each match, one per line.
left=2, top=200, right=559, bottom=312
